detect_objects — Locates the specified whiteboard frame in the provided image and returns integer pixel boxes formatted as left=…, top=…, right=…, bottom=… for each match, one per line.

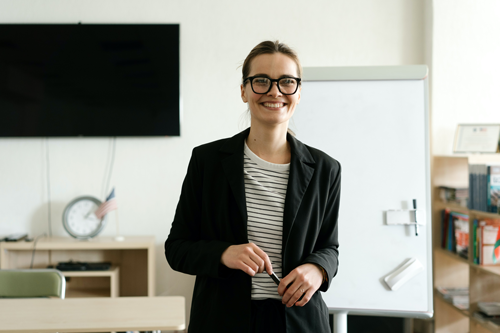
left=302, top=65, right=433, bottom=319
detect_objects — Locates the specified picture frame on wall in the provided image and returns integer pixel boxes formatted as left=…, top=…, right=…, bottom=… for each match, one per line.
left=453, top=124, right=500, bottom=153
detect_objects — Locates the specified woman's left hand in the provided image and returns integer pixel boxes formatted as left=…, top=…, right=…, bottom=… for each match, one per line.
left=278, top=263, right=323, bottom=307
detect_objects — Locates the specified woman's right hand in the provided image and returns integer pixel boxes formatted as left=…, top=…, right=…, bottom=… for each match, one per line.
left=221, top=243, right=273, bottom=276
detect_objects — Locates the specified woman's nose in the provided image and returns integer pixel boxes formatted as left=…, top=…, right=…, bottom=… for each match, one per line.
left=268, top=82, right=282, bottom=97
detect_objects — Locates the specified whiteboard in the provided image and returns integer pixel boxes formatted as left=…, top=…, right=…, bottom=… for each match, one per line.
left=292, top=66, right=432, bottom=318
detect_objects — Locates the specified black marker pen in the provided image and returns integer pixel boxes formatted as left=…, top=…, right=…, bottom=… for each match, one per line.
left=269, top=272, right=280, bottom=286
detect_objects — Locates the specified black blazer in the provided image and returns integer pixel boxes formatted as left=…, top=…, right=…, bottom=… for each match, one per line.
left=165, top=128, right=341, bottom=333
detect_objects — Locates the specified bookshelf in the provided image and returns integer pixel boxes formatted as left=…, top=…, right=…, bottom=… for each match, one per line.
left=0, top=236, right=155, bottom=298
left=433, top=155, right=500, bottom=333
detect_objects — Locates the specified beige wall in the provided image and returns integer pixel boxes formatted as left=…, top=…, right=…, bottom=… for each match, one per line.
left=432, top=0, right=500, bottom=155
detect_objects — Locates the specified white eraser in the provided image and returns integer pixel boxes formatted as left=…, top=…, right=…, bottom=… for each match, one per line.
left=384, top=257, right=424, bottom=291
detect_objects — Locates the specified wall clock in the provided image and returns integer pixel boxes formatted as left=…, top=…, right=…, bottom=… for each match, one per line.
left=62, top=196, right=107, bottom=240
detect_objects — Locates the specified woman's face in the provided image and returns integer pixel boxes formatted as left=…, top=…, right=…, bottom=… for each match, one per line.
left=241, top=53, right=301, bottom=129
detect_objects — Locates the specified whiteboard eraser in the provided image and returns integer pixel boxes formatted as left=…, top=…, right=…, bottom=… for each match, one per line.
left=384, top=257, right=423, bottom=291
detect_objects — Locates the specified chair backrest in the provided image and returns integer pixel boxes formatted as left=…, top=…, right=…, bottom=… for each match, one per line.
left=0, top=269, right=66, bottom=299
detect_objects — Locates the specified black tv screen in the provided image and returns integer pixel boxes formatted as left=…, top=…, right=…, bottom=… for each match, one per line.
left=0, top=24, right=180, bottom=137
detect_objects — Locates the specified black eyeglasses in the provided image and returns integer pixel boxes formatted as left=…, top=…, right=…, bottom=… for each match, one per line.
left=243, top=76, right=301, bottom=95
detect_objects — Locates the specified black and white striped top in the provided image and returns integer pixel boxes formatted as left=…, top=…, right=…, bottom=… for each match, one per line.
left=243, top=141, right=290, bottom=300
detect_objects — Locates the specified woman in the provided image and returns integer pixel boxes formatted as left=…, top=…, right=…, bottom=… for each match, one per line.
left=165, top=41, right=341, bottom=333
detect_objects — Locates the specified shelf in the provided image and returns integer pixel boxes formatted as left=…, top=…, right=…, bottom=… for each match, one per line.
left=0, top=236, right=154, bottom=297
left=61, top=266, right=119, bottom=277
left=434, top=154, right=500, bottom=164
left=435, top=201, right=500, bottom=218
left=471, top=314, right=500, bottom=333
left=436, top=248, right=500, bottom=279
left=66, top=288, right=111, bottom=298
left=433, top=155, right=500, bottom=333
left=435, top=289, right=470, bottom=317
left=436, top=248, right=470, bottom=265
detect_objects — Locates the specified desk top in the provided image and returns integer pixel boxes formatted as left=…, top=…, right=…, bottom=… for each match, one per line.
left=0, top=296, right=185, bottom=332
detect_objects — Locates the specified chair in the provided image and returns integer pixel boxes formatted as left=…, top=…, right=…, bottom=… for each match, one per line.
left=0, top=269, right=66, bottom=299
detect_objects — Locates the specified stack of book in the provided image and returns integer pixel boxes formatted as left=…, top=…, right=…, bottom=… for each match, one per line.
left=469, top=164, right=500, bottom=213
left=439, top=186, right=468, bottom=208
left=474, top=302, right=500, bottom=329
left=441, top=209, right=469, bottom=258
left=472, top=218, right=500, bottom=265
left=436, top=286, right=469, bottom=310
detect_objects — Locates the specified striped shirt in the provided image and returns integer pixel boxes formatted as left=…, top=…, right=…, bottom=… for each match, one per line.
left=243, top=141, right=290, bottom=300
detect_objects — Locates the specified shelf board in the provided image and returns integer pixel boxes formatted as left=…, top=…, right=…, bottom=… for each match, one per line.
left=436, top=248, right=500, bottom=278
left=434, top=201, right=469, bottom=212
left=61, top=266, right=119, bottom=277
left=434, top=154, right=500, bottom=164
left=434, top=201, right=500, bottom=218
left=471, top=313, right=500, bottom=333
left=0, top=236, right=155, bottom=250
left=434, top=290, right=469, bottom=317
left=66, top=288, right=110, bottom=298
left=436, top=248, right=470, bottom=265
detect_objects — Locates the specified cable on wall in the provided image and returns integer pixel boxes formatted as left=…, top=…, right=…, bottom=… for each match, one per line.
left=30, top=233, right=47, bottom=269
left=45, top=138, right=52, bottom=237
left=102, top=137, right=117, bottom=199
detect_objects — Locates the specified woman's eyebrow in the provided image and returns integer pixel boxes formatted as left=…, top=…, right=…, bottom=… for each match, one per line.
left=252, top=73, right=296, bottom=78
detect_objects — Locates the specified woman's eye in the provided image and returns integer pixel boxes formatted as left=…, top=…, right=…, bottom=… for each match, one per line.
left=253, top=78, right=269, bottom=85
left=280, top=79, right=295, bottom=86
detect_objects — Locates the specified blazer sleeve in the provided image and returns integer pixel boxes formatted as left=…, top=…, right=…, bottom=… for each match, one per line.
left=164, top=148, right=234, bottom=279
left=302, top=162, right=341, bottom=292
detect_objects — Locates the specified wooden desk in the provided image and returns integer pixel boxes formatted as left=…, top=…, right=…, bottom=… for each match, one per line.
left=0, top=296, right=185, bottom=332
left=0, top=236, right=155, bottom=297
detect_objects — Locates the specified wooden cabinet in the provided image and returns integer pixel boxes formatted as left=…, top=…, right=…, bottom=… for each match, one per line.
left=0, top=236, right=155, bottom=298
left=433, top=155, right=500, bottom=333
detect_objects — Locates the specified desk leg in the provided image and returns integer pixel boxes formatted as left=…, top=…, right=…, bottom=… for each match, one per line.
left=333, top=311, right=348, bottom=333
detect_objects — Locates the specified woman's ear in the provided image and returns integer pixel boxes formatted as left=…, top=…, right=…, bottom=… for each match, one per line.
left=241, top=84, right=248, bottom=103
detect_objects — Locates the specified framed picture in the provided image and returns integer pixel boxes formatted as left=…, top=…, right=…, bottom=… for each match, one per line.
left=453, top=124, right=500, bottom=153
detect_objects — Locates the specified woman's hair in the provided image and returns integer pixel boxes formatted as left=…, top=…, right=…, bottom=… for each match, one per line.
left=242, top=40, right=302, bottom=82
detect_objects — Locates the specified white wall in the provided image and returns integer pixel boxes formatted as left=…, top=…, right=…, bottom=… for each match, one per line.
left=432, top=0, right=500, bottom=155
left=0, top=0, right=424, bottom=322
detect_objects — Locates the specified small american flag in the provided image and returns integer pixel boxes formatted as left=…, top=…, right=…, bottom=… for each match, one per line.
left=95, top=188, right=117, bottom=219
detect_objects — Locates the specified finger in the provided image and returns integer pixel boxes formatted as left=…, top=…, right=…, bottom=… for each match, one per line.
left=247, top=251, right=266, bottom=274
left=286, top=286, right=306, bottom=307
left=241, top=257, right=260, bottom=276
left=278, top=276, right=291, bottom=296
left=239, top=263, right=257, bottom=276
left=295, top=288, right=314, bottom=307
left=252, top=245, right=273, bottom=274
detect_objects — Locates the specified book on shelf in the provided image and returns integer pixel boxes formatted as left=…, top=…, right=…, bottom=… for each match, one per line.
left=436, top=286, right=469, bottom=310
left=441, top=209, right=469, bottom=258
left=473, top=311, right=500, bottom=329
left=489, top=165, right=500, bottom=213
left=479, top=302, right=500, bottom=316
left=439, top=186, right=468, bottom=207
left=472, top=218, right=500, bottom=265
left=469, top=163, right=500, bottom=214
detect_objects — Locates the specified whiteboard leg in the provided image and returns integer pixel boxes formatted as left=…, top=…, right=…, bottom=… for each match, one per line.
left=333, top=312, right=348, bottom=333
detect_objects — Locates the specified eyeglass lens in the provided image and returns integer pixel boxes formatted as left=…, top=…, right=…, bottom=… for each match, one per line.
left=252, top=77, right=298, bottom=95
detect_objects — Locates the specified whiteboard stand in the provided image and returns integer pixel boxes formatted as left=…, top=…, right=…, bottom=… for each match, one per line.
left=333, top=311, right=348, bottom=333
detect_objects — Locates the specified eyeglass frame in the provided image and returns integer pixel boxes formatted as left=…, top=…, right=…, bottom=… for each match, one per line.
left=243, top=75, right=302, bottom=95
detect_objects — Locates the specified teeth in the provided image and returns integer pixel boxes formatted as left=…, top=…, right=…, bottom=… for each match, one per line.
left=263, top=103, right=284, bottom=108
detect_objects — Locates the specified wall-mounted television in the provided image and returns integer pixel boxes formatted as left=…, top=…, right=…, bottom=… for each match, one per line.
left=0, top=24, right=180, bottom=137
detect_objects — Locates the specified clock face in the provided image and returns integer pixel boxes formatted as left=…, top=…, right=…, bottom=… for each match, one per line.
left=63, top=196, right=107, bottom=239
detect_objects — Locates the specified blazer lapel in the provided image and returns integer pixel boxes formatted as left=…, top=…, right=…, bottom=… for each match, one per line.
left=220, top=129, right=250, bottom=231
left=283, top=134, right=315, bottom=254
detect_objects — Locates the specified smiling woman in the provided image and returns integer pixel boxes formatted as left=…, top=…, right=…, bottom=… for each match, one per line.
left=165, top=40, right=341, bottom=333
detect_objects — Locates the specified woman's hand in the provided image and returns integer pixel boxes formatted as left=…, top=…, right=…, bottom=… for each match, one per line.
left=278, top=263, right=323, bottom=307
left=221, top=243, right=273, bottom=276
